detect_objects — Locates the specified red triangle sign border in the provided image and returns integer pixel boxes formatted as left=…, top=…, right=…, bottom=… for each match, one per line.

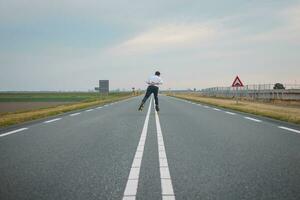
left=232, top=76, right=244, bottom=87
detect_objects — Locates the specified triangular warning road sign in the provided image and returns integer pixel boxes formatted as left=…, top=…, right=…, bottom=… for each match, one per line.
left=232, top=76, right=244, bottom=87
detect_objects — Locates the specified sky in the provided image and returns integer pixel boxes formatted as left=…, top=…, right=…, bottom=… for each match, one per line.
left=0, top=0, right=300, bottom=91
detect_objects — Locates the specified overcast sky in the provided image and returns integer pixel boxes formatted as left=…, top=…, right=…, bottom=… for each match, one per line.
left=0, top=0, right=299, bottom=91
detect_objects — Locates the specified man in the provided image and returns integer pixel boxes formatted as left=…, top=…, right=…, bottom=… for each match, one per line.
left=138, top=71, right=163, bottom=112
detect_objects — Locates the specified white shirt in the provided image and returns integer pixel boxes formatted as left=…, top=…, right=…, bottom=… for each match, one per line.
left=146, top=75, right=163, bottom=87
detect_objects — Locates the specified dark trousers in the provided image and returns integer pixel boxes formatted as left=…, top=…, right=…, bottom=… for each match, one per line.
left=142, top=85, right=159, bottom=106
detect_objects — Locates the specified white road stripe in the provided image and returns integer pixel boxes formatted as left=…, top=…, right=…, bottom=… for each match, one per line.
left=69, top=113, right=81, bottom=116
left=85, top=109, right=94, bottom=112
left=213, top=108, right=221, bottom=111
left=278, top=126, right=300, bottom=134
left=96, top=106, right=102, bottom=109
left=173, top=97, right=201, bottom=107
left=244, top=117, right=262, bottom=122
left=225, top=111, right=236, bottom=115
left=44, top=118, right=62, bottom=124
left=123, top=97, right=152, bottom=200
left=154, top=101, right=176, bottom=200
left=0, top=128, right=28, bottom=138
left=204, top=106, right=210, bottom=108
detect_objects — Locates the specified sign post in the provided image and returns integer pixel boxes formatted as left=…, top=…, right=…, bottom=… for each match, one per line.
left=231, top=76, right=244, bottom=104
left=236, top=87, right=238, bottom=104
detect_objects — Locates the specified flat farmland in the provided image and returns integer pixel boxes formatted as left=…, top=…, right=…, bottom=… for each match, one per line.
left=0, top=102, right=74, bottom=113
left=0, top=92, right=100, bottom=102
left=0, top=92, right=134, bottom=127
left=0, top=92, right=98, bottom=113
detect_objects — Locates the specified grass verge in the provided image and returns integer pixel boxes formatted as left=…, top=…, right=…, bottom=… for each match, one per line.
left=168, top=93, right=300, bottom=125
left=0, top=93, right=136, bottom=128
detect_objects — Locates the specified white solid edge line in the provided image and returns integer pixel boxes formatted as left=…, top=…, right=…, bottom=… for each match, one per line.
left=122, top=97, right=152, bottom=199
left=278, top=126, right=300, bottom=134
left=0, top=128, right=28, bottom=138
left=244, top=117, right=262, bottom=122
left=70, top=113, right=81, bottom=116
left=154, top=100, right=176, bottom=199
left=44, top=118, right=62, bottom=124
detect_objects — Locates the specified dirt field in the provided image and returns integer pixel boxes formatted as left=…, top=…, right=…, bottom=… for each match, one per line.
left=0, top=102, right=72, bottom=113
left=0, top=92, right=125, bottom=114
left=0, top=92, right=134, bottom=127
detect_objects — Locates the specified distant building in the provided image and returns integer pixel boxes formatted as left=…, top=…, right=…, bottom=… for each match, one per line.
left=99, top=80, right=109, bottom=95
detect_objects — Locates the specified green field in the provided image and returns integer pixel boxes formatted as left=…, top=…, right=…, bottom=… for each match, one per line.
left=0, top=92, right=135, bottom=127
left=0, top=92, right=126, bottom=102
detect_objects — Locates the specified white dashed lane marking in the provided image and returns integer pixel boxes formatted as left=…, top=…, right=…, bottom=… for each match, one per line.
left=0, top=128, right=28, bottom=138
left=244, top=117, right=262, bottom=123
left=170, top=96, right=300, bottom=139
left=278, top=126, right=300, bottom=134
left=122, top=97, right=152, bottom=200
left=85, top=109, right=94, bottom=112
left=225, top=111, right=236, bottom=115
left=43, top=118, right=62, bottom=124
left=69, top=113, right=81, bottom=116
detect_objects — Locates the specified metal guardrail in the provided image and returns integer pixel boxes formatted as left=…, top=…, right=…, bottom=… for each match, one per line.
left=201, top=84, right=300, bottom=100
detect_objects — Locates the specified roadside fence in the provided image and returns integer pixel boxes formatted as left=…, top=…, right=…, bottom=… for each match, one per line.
left=200, top=84, right=300, bottom=100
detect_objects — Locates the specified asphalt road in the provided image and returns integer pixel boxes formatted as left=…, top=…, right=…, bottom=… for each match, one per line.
left=1, top=95, right=300, bottom=200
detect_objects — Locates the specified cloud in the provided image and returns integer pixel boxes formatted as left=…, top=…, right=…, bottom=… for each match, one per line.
left=1, top=1, right=299, bottom=90
left=244, top=4, right=300, bottom=44
left=283, top=4, right=300, bottom=26
left=109, top=23, right=217, bottom=55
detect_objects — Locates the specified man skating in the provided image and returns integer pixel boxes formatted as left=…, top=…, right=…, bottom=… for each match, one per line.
left=138, top=71, right=163, bottom=112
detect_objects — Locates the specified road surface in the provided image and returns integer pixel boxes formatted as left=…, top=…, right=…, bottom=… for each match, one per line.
left=1, top=95, right=300, bottom=200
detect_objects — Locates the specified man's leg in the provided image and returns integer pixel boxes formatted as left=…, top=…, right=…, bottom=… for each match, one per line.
left=139, top=87, right=152, bottom=110
left=153, top=87, right=159, bottom=112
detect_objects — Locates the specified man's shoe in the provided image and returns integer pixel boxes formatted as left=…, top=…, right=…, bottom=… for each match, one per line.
left=155, top=105, right=160, bottom=112
left=138, top=104, right=144, bottom=111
